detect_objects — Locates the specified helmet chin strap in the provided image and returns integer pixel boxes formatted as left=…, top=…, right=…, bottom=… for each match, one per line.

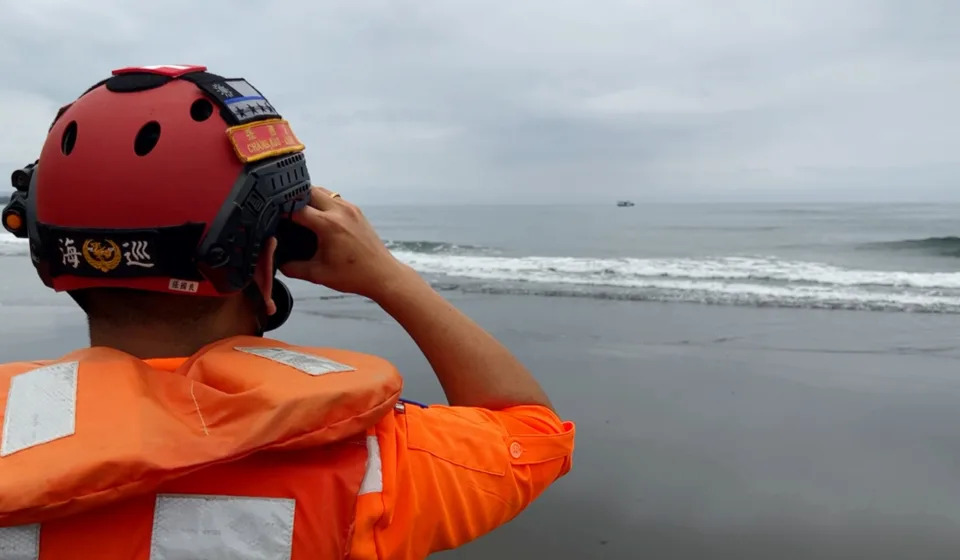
left=263, top=277, right=294, bottom=333
left=246, top=276, right=293, bottom=337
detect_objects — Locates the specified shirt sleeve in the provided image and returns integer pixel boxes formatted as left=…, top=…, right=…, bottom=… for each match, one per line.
left=370, top=402, right=576, bottom=558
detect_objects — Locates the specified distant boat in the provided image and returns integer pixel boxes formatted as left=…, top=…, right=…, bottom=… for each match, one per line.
left=616, top=200, right=635, bottom=207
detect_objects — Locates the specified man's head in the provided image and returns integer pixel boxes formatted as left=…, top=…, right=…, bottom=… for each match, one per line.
left=74, top=237, right=280, bottom=357
left=2, top=64, right=315, bottom=355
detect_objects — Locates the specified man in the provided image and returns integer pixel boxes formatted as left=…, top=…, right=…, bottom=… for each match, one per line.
left=0, top=65, right=575, bottom=559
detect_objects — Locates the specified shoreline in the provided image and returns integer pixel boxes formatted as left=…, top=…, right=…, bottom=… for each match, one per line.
left=4, top=279, right=960, bottom=557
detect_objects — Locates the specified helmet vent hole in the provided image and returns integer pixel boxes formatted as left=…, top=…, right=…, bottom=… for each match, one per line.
left=190, top=98, right=214, bottom=122
left=61, top=121, right=78, bottom=155
left=134, top=121, right=161, bottom=156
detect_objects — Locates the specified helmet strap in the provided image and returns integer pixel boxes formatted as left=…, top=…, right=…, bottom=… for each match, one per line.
left=243, top=275, right=293, bottom=337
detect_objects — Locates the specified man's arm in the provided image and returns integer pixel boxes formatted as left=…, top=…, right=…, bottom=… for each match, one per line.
left=373, top=265, right=554, bottom=411
left=281, top=186, right=555, bottom=412
left=350, top=402, right=575, bottom=559
left=354, top=268, right=573, bottom=556
left=280, top=187, right=575, bottom=557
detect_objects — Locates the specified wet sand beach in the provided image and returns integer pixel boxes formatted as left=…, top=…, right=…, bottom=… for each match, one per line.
left=5, top=267, right=960, bottom=558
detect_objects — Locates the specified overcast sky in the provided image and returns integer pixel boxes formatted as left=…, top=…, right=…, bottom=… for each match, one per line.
left=1, top=0, right=958, bottom=204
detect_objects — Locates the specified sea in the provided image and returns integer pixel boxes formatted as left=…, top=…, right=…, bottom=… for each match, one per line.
left=371, top=202, right=960, bottom=314
left=3, top=202, right=960, bottom=313
left=4, top=202, right=960, bottom=559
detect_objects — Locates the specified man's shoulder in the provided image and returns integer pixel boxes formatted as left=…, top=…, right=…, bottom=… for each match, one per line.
left=0, top=358, right=61, bottom=377
left=0, top=345, right=122, bottom=380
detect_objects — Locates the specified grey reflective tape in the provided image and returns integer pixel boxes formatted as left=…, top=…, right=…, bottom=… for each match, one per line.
left=0, top=524, right=40, bottom=560
left=150, top=494, right=295, bottom=560
left=358, top=434, right=383, bottom=495
left=1, top=362, right=78, bottom=457
left=234, top=347, right=355, bottom=376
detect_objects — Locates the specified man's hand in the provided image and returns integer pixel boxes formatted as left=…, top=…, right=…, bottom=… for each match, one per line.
left=282, top=185, right=554, bottom=411
left=279, top=186, right=409, bottom=300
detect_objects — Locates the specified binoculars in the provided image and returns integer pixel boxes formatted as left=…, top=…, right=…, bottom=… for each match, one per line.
left=2, top=162, right=35, bottom=238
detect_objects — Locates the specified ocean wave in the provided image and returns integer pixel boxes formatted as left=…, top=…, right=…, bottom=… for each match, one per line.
left=393, top=253, right=960, bottom=290
left=392, top=251, right=960, bottom=313
left=383, top=240, right=491, bottom=254
left=662, top=225, right=783, bottom=232
left=451, top=284, right=960, bottom=314
left=6, top=230, right=960, bottom=312
left=860, top=237, right=960, bottom=257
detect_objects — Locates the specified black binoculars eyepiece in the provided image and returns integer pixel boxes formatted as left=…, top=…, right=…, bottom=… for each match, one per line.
left=10, top=162, right=37, bottom=192
left=2, top=191, right=28, bottom=238
left=3, top=161, right=35, bottom=238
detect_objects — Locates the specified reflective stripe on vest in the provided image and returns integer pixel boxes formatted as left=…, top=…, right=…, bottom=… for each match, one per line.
left=0, top=524, right=38, bottom=560
left=150, top=494, right=296, bottom=559
left=1, top=362, right=78, bottom=457
left=0, top=434, right=385, bottom=559
left=0, top=495, right=298, bottom=560
left=359, top=435, right=383, bottom=495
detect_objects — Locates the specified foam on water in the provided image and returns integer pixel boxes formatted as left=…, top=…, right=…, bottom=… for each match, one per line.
left=394, top=253, right=960, bottom=289
left=389, top=248, right=960, bottom=313
left=0, top=232, right=27, bottom=256
left=4, top=232, right=959, bottom=312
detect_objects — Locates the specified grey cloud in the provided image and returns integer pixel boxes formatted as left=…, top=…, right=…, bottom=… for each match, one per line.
left=0, top=0, right=958, bottom=203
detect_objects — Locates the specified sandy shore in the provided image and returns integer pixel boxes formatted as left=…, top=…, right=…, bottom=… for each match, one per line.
left=4, top=274, right=960, bottom=558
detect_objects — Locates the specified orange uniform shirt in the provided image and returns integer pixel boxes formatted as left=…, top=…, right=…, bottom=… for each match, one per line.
left=146, top=358, right=576, bottom=559
left=0, top=345, right=574, bottom=560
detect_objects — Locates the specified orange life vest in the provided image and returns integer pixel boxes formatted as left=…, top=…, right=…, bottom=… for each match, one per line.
left=0, top=335, right=403, bottom=559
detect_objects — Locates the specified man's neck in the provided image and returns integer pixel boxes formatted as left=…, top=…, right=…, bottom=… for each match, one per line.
left=88, top=322, right=258, bottom=359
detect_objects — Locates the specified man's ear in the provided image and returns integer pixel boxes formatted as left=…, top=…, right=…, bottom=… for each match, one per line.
left=254, top=237, right=278, bottom=316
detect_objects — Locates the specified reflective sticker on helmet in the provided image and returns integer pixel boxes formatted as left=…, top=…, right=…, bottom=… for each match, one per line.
left=112, top=64, right=207, bottom=78
left=168, top=279, right=199, bottom=293
left=194, top=78, right=282, bottom=125
left=226, top=119, right=305, bottom=163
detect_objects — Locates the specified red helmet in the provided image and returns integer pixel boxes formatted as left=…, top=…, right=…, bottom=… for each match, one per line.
left=2, top=64, right=317, bottom=329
